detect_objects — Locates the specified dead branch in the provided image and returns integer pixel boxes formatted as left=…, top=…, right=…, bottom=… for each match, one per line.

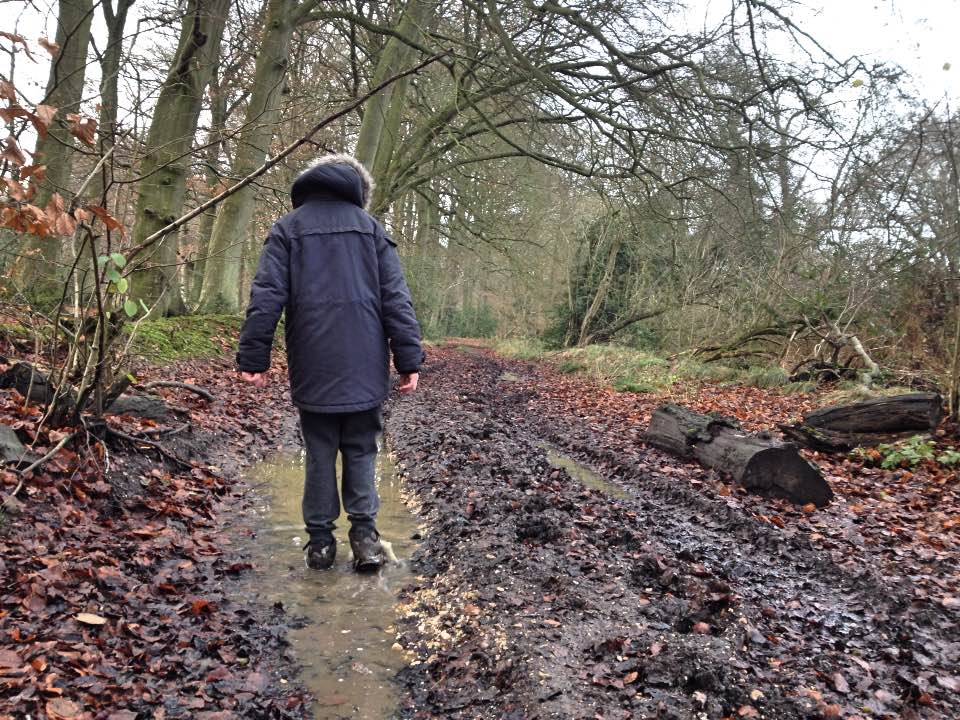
left=141, top=381, right=214, bottom=403
left=3, top=431, right=78, bottom=507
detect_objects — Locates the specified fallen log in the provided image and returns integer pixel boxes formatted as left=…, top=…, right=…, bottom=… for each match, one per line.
left=804, top=392, right=942, bottom=433
left=646, top=403, right=832, bottom=507
left=779, top=393, right=943, bottom=451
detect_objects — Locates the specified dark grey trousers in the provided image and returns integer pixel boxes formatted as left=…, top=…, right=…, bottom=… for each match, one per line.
left=299, top=407, right=382, bottom=544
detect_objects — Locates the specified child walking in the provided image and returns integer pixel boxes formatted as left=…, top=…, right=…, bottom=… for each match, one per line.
left=237, top=154, right=423, bottom=571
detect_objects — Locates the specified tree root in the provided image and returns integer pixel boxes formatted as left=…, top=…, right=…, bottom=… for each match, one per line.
left=141, top=380, right=214, bottom=403
left=106, top=426, right=193, bottom=469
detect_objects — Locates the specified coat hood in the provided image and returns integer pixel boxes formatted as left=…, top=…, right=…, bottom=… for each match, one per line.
left=290, top=153, right=375, bottom=210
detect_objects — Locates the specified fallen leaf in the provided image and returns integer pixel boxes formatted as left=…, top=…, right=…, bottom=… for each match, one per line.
left=46, top=698, right=82, bottom=719
left=936, top=675, right=959, bottom=692
left=75, top=612, right=107, bottom=625
left=833, top=672, right=850, bottom=694
left=0, top=649, right=22, bottom=668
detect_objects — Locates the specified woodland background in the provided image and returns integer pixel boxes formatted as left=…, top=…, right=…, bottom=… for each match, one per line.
left=1, top=0, right=958, bottom=419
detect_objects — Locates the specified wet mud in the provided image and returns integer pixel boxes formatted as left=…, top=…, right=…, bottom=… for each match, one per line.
left=384, top=347, right=959, bottom=719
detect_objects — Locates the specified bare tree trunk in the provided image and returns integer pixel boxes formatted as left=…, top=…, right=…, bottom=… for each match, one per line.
left=89, top=0, right=134, bottom=201
left=354, top=0, right=435, bottom=172
left=129, top=0, right=230, bottom=316
left=11, top=0, right=94, bottom=298
left=189, top=66, right=229, bottom=306
left=577, top=216, right=622, bottom=346
left=197, top=0, right=314, bottom=313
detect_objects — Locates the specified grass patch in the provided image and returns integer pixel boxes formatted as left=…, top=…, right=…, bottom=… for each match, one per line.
left=127, top=314, right=246, bottom=363
left=492, top=338, right=802, bottom=394
left=783, top=380, right=819, bottom=395
left=741, top=365, right=790, bottom=388
left=492, top=337, right=545, bottom=361
left=613, top=379, right=658, bottom=394
left=557, top=360, right=586, bottom=374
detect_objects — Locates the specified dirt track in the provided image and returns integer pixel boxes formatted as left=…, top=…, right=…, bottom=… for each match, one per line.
left=385, top=346, right=959, bottom=720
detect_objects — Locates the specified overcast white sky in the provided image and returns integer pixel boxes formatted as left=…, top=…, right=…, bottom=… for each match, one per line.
left=800, top=0, right=959, bottom=100
left=684, top=0, right=960, bottom=102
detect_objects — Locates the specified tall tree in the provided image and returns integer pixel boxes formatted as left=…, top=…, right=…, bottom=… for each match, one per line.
left=353, top=0, right=436, bottom=173
left=129, top=0, right=230, bottom=315
left=89, top=0, right=135, bottom=201
left=197, top=0, right=323, bottom=313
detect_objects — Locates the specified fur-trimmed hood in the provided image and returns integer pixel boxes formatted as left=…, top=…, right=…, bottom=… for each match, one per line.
left=290, top=153, right=375, bottom=210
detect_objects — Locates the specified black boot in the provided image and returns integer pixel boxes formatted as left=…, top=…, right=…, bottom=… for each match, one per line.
left=349, top=529, right=385, bottom=572
left=304, top=538, right=336, bottom=570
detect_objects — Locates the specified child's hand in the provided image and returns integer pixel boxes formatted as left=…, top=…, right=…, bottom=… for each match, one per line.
left=397, top=373, right=419, bottom=394
left=240, top=371, right=269, bottom=388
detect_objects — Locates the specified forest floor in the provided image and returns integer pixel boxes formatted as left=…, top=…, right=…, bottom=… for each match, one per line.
left=387, top=342, right=959, bottom=720
left=1, top=334, right=958, bottom=720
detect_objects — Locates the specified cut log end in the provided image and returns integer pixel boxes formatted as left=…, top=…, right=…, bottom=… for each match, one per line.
left=741, top=447, right=833, bottom=507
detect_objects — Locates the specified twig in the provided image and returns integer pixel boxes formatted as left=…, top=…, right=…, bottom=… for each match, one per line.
left=140, top=422, right=191, bottom=438
left=3, top=431, right=77, bottom=507
left=141, top=381, right=214, bottom=402
left=106, top=426, right=193, bottom=469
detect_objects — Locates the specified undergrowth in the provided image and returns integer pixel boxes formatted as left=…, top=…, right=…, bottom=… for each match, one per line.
left=854, top=434, right=960, bottom=469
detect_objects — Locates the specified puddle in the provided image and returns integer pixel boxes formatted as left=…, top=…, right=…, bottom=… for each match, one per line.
left=246, top=444, right=418, bottom=718
left=541, top=444, right=631, bottom=500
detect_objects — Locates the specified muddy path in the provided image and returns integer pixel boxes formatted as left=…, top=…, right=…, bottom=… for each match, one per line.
left=386, top=346, right=958, bottom=720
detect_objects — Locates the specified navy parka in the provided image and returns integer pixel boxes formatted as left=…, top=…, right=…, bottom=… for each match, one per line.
left=236, top=159, right=424, bottom=413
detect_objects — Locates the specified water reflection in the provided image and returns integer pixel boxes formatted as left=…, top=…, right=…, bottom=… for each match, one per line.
left=541, top=444, right=632, bottom=500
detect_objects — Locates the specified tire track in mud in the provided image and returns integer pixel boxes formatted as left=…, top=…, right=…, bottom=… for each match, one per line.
left=385, top=349, right=958, bottom=720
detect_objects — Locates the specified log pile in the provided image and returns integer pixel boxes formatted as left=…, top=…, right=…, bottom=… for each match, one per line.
left=779, top=392, right=943, bottom=452
left=646, top=403, right=833, bottom=507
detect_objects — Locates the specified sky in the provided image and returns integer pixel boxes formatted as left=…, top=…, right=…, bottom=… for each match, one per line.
left=683, top=0, right=960, bottom=103
left=799, top=0, right=959, bottom=100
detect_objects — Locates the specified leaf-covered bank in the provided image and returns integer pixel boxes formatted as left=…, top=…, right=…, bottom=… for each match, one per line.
left=0, top=349, right=308, bottom=719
